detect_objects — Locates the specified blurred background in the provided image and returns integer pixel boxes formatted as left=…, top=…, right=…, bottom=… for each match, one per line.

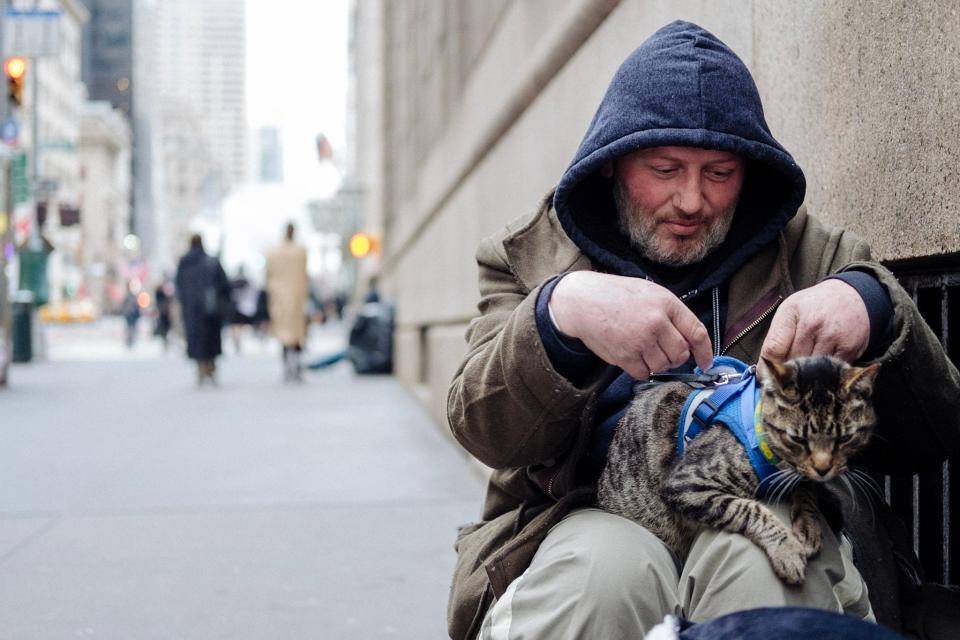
left=1, top=0, right=960, bottom=637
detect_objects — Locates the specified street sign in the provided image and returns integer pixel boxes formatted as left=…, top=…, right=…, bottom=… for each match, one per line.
left=3, top=10, right=61, bottom=58
left=0, top=117, right=17, bottom=144
left=10, top=151, right=27, bottom=204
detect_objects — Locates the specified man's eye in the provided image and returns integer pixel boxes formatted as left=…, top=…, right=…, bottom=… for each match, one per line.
left=652, top=167, right=677, bottom=176
left=707, top=170, right=733, bottom=180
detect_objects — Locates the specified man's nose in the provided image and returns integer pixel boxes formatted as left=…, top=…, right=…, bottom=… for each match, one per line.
left=673, top=175, right=703, bottom=214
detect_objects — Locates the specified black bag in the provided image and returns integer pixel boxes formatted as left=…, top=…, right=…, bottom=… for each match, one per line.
left=347, top=301, right=394, bottom=374
left=201, top=258, right=228, bottom=318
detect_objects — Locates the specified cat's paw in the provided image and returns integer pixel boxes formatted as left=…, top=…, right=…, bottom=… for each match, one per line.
left=792, top=515, right=822, bottom=558
left=767, top=535, right=808, bottom=585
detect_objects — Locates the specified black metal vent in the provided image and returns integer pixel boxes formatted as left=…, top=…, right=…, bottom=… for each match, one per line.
left=888, top=263, right=960, bottom=586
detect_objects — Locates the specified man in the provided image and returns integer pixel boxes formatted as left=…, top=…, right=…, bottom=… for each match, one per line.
left=447, top=21, right=960, bottom=640
left=266, top=222, right=309, bottom=382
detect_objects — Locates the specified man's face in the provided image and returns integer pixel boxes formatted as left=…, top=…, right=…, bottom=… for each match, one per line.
left=613, top=146, right=745, bottom=266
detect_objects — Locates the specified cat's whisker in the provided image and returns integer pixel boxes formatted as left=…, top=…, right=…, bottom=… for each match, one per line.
left=849, top=468, right=883, bottom=502
left=847, top=470, right=880, bottom=526
left=758, top=469, right=791, bottom=501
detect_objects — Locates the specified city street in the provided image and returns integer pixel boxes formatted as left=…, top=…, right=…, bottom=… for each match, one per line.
left=0, top=320, right=485, bottom=639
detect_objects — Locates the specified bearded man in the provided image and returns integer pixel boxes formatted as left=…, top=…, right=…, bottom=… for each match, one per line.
left=446, top=20, right=960, bottom=640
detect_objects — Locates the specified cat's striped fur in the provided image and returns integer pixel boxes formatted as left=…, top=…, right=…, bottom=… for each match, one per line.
left=597, top=355, right=880, bottom=584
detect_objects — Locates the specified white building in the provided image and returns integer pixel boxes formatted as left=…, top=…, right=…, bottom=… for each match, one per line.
left=79, top=101, right=131, bottom=312
left=133, top=0, right=246, bottom=271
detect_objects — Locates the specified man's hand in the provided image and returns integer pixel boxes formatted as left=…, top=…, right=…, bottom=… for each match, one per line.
left=760, top=279, right=870, bottom=364
left=549, top=271, right=714, bottom=380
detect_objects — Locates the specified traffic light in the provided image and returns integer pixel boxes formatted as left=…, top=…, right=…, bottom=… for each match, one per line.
left=4, top=57, right=26, bottom=107
left=349, top=232, right=374, bottom=258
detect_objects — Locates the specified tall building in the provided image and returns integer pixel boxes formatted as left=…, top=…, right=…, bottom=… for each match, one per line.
left=258, top=127, right=283, bottom=183
left=81, top=0, right=133, bottom=116
left=79, top=101, right=131, bottom=311
left=133, top=0, right=246, bottom=270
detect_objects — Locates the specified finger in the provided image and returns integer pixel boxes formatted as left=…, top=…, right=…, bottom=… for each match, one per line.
left=623, top=353, right=652, bottom=381
left=657, top=327, right=692, bottom=369
left=809, top=334, right=838, bottom=358
left=614, top=348, right=650, bottom=381
left=668, top=301, right=713, bottom=370
left=787, top=321, right=817, bottom=360
left=642, top=344, right=672, bottom=375
left=760, top=306, right=798, bottom=362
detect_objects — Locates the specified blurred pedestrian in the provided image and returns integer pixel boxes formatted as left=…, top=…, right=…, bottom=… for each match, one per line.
left=266, top=222, right=309, bottom=382
left=175, top=234, right=230, bottom=386
left=153, top=273, right=175, bottom=350
left=227, top=266, right=259, bottom=353
left=120, top=283, right=141, bottom=349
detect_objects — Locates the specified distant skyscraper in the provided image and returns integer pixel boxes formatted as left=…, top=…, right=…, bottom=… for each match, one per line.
left=133, top=0, right=247, bottom=268
left=81, top=0, right=134, bottom=115
left=258, top=127, right=283, bottom=183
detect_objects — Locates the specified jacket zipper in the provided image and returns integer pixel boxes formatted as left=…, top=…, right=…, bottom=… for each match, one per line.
left=720, top=296, right=783, bottom=356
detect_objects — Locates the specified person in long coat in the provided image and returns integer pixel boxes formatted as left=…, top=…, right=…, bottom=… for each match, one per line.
left=266, top=223, right=309, bottom=381
left=175, top=234, right=229, bottom=385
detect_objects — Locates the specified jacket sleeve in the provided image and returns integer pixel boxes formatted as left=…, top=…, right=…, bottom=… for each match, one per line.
left=446, top=235, right=603, bottom=469
left=827, top=239, right=960, bottom=474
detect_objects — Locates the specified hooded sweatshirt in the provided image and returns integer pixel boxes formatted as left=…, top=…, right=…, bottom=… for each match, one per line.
left=533, top=21, right=891, bottom=479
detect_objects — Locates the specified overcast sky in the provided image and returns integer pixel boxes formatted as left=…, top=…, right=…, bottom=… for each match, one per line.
left=245, top=0, right=348, bottom=197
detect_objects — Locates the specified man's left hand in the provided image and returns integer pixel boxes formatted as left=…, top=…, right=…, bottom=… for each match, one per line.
left=760, top=279, right=870, bottom=364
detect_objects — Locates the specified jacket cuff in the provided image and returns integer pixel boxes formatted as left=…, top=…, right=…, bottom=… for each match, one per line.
left=825, top=270, right=894, bottom=359
left=535, top=274, right=600, bottom=384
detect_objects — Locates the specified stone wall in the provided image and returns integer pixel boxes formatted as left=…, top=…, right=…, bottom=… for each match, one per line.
left=353, top=0, right=960, bottom=427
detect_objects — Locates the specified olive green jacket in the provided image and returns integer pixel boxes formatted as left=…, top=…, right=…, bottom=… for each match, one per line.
left=446, top=193, right=960, bottom=640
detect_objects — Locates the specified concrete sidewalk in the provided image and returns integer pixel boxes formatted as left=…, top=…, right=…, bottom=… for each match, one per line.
left=0, top=320, right=485, bottom=638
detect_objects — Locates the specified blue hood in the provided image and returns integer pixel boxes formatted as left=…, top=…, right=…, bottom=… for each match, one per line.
left=553, top=20, right=806, bottom=295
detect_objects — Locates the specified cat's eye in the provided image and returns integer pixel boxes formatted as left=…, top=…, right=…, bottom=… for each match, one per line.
left=787, top=434, right=805, bottom=445
left=837, top=434, right=854, bottom=444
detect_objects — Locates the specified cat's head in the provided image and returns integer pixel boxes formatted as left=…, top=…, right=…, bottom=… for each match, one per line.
left=758, top=355, right=880, bottom=482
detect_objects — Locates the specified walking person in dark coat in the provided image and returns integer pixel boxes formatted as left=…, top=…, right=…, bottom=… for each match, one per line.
left=175, top=234, right=230, bottom=386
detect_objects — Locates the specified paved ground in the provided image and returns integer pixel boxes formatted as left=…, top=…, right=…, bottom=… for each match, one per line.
left=0, top=319, right=486, bottom=639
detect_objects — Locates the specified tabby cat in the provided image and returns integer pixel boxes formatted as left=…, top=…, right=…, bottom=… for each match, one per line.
left=597, top=355, right=880, bottom=584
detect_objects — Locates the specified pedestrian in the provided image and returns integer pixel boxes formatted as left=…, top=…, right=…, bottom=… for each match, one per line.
left=446, top=20, right=960, bottom=640
left=120, top=283, right=140, bottom=349
left=153, top=273, right=174, bottom=350
left=227, top=266, right=258, bottom=353
left=265, top=222, right=309, bottom=382
left=175, top=234, right=230, bottom=386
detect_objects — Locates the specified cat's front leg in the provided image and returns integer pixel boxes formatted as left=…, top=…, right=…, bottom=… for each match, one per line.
left=790, top=488, right=822, bottom=558
left=663, top=464, right=808, bottom=584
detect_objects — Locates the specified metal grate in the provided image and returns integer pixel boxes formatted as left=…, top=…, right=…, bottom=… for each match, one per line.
left=888, top=264, right=960, bottom=585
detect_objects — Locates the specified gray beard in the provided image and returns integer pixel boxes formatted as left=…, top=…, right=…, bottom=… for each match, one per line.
left=613, top=179, right=736, bottom=267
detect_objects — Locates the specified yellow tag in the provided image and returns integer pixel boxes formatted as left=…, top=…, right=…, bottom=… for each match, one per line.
left=0, top=212, right=7, bottom=235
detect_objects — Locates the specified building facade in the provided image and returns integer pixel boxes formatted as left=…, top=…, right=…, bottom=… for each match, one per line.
left=81, top=0, right=133, bottom=116
left=79, top=100, right=131, bottom=311
left=351, top=0, right=960, bottom=422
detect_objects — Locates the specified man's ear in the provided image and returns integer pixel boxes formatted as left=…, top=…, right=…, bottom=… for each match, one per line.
left=601, top=160, right=613, bottom=178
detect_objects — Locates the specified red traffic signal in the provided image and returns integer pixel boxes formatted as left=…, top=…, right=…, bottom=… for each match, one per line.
left=4, top=57, right=26, bottom=106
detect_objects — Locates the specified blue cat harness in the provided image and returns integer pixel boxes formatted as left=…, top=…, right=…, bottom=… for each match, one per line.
left=675, top=356, right=792, bottom=496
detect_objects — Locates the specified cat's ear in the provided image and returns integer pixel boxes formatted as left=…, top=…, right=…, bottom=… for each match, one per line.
left=760, top=356, right=793, bottom=388
left=841, top=362, right=881, bottom=395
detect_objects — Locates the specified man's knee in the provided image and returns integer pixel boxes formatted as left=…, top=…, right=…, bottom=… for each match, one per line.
left=522, top=509, right=680, bottom=618
left=480, top=509, right=680, bottom=639
left=681, top=502, right=854, bottom=621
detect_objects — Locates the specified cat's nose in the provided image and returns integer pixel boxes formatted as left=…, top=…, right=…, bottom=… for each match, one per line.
left=811, top=452, right=832, bottom=476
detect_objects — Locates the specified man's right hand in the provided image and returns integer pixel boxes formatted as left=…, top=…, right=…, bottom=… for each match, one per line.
left=549, top=271, right=714, bottom=380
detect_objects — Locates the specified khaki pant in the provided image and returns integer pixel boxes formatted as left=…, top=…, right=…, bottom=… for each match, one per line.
left=478, top=506, right=873, bottom=639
